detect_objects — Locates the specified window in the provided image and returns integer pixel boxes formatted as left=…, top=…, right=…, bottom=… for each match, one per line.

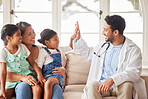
left=0, top=0, right=3, bottom=48
left=110, top=0, right=143, bottom=50
left=1, top=0, right=148, bottom=66
left=0, top=0, right=3, bottom=30
left=61, top=0, right=100, bottom=47
left=13, top=0, right=52, bottom=45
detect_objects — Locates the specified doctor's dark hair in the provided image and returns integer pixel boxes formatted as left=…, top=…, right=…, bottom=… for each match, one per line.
left=38, top=29, right=57, bottom=46
left=16, top=21, right=31, bottom=36
left=105, top=15, right=126, bottom=35
left=1, top=24, right=19, bottom=46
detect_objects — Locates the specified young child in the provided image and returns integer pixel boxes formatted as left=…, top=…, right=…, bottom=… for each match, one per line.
left=37, top=29, right=74, bottom=99
left=0, top=24, right=45, bottom=99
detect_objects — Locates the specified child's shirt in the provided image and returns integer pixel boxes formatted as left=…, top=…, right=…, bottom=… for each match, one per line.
left=37, top=46, right=72, bottom=68
left=37, top=48, right=59, bottom=68
left=0, top=44, right=33, bottom=89
left=0, top=44, right=30, bottom=63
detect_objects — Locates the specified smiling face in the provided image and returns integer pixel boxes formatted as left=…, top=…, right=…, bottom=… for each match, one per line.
left=102, top=21, right=114, bottom=42
left=22, top=26, right=36, bottom=46
left=10, top=29, right=22, bottom=45
left=45, top=34, right=59, bottom=49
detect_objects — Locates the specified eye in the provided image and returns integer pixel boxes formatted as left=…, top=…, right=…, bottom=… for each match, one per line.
left=55, top=38, right=59, bottom=41
left=104, top=28, right=108, bottom=32
left=28, top=32, right=31, bottom=36
left=17, top=33, right=21, bottom=36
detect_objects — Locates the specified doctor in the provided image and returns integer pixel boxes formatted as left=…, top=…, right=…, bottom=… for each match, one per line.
left=72, top=15, right=147, bottom=99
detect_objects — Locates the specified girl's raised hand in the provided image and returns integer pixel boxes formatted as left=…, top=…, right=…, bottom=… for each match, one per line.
left=75, top=21, right=80, bottom=40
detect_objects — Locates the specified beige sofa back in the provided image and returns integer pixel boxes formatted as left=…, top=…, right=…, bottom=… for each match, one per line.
left=65, top=52, right=91, bottom=85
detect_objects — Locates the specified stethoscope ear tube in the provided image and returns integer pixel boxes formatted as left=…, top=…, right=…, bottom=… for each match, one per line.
left=94, top=42, right=110, bottom=57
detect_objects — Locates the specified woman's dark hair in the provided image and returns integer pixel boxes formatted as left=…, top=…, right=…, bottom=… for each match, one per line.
left=16, top=21, right=36, bottom=47
left=105, top=15, right=126, bottom=35
left=38, top=29, right=57, bottom=46
left=16, top=21, right=31, bottom=36
left=1, top=24, right=19, bottom=46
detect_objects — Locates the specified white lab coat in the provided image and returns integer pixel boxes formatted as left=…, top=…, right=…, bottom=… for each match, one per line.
left=73, top=37, right=147, bottom=99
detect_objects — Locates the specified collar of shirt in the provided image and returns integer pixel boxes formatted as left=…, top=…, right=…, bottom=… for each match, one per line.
left=109, top=42, right=123, bottom=49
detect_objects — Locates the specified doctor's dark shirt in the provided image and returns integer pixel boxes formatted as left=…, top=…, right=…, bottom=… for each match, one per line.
left=100, top=42, right=123, bottom=83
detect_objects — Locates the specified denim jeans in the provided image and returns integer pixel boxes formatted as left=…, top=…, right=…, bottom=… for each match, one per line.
left=52, top=84, right=63, bottom=99
left=15, top=82, right=63, bottom=99
left=15, top=82, right=32, bottom=99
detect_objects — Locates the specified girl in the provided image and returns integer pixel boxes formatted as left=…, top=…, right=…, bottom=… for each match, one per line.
left=0, top=24, right=44, bottom=99
left=37, top=29, right=72, bottom=99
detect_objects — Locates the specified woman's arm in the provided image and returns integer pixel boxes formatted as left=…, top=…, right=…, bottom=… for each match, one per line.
left=7, top=71, right=38, bottom=86
left=7, top=71, right=23, bottom=81
left=27, top=55, right=46, bottom=84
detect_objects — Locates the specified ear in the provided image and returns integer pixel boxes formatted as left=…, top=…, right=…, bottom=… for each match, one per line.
left=45, top=40, right=49, bottom=46
left=6, top=36, right=12, bottom=41
left=113, top=30, right=119, bottom=36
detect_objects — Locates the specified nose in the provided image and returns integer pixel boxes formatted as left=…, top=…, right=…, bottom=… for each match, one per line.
left=102, top=29, right=105, bottom=35
left=32, top=33, right=36, bottom=38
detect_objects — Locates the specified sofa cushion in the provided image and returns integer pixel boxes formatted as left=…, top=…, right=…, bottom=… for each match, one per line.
left=64, top=85, right=85, bottom=92
left=63, top=85, right=85, bottom=99
left=63, top=91, right=83, bottom=99
left=62, top=53, right=67, bottom=68
left=65, top=52, right=91, bottom=85
left=141, top=75, right=148, bottom=96
left=61, top=53, right=67, bottom=87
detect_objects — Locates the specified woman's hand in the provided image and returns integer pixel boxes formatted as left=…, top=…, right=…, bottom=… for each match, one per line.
left=21, top=76, right=38, bottom=86
left=52, top=67, right=66, bottom=76
left=37, top=75, right=46, bottom=87
left=0, top=92, right=6, bottom=99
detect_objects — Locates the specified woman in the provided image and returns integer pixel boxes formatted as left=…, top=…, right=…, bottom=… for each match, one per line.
left=7, top=21, right=71, bottom=99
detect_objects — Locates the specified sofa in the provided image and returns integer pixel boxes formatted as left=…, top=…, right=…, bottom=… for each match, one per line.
left=62, top=51, right=148, bottom=99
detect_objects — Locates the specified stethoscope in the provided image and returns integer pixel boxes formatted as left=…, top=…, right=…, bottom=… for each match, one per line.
left=94, top=42, right=110, bottom=57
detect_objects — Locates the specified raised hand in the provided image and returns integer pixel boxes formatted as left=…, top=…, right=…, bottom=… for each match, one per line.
left=70, top=21, right=81, bottom=48
left=75, top=21, right=80, bottom=40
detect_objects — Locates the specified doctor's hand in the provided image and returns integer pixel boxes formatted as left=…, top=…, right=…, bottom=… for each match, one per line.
left=99, top=78, right=114, bottom=94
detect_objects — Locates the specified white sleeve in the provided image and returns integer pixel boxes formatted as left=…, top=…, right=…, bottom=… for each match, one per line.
left=0, top=48, right=7, bottom=63
left=73, top=37, right=94, bottom=62
left=21, top=44, right=30, bottom=57
left=36, top=48, right=46, bottom=68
